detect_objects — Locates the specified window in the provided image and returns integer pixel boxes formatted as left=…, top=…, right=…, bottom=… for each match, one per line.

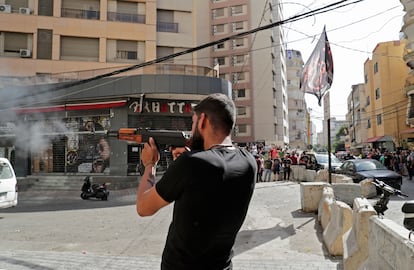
left=37, top=29, right=52, bottom=59
left=61, top=0, right=100, bottom=20
left=374, top=62, right=378, bottom=74
left=216, top=42, right=225, bottom=49
left=237, top=89, right=246, bottom=98
left=4, top=32, right=29, bottom=54
left=213, top=24, right=225, bottom=34
left=107, top=1, right=145, bottom=23
left=238, top=124, right=247, bottom=133
left=157, top=10, right=178, bottom=33
left=233, top=38, right=244, bottom=48
left=367, top=119, right=371, bottom=128
left=237, top=107, right=247, bottom=116
left=157, top=46, right=174, bottom=63
left=375, top=88, right=380, bottom=99
left=377, top=114, right=382, bottom=125
left=233, top=72, right=245, bottom=81
left=366, top=96, right=370, bottom=106
left=116, top=40, right=137, bottom=60
left=213, top=8, right=225, bottom=17
left=233, top=21, right=244, bottom=31
left=232, top=5, right=243, bottom=15
left=215, top=57, right=225, bottom=65
left=364, top=74, right=368, bottom=83
left=61, top=36, right=99, bottom=61
left=233, top=54, right=245, bottom=65
left=38, top=0, right=53, bottom=16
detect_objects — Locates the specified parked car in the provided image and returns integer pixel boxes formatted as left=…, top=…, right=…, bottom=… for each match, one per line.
left=335, top=159, right=402, bottom=190
left=305, top=152, right=343, bottom=172
left=0, top=157, right=18, bottom=209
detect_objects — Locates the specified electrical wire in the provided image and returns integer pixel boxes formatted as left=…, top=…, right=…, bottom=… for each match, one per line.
left=0, top=0, right=364, bottom=110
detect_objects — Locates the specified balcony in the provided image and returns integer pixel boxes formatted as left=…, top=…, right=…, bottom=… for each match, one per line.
left=157, top=22, right=179, bottom=33
left=61, top=8, right=100, bottom=20
left=107, top=12, right=145, bottom=24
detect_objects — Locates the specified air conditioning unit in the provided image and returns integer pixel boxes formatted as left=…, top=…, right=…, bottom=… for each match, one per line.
left=0, top=4, right=11, bottom=13
left=19, top=49, right=31, bottom=58
left=19, top=7, right=31, bottom=15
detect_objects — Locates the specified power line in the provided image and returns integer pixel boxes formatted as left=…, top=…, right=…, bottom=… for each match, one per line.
left=0, top=0, right=364, bottom=110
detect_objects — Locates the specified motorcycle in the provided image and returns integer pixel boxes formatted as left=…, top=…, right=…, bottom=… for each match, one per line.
left=80, top=176, right=109, bottom=200
left=372, top=179, right=414, bottom=239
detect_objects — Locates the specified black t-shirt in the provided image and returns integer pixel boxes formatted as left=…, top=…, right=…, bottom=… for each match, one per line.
left=155, top=147, right=256, bottom=270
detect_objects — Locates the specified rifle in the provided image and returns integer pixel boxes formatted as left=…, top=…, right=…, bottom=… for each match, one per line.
left=107, top=128, right=191, bottom=175
left=107, top=128, right=191, bottom=149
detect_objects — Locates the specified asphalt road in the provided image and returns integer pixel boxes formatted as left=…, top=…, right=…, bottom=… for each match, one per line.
left=0, top=178, right=413, bottom=269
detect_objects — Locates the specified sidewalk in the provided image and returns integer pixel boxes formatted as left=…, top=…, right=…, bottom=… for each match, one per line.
left=0, top=181, right=343, bottom=269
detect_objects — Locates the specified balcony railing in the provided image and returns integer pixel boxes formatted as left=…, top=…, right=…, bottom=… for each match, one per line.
left=157, top=22, right=179, bottom=33
left=61, top=8, right=100, bottom=20
left=107, top=12, right=145, bottom=24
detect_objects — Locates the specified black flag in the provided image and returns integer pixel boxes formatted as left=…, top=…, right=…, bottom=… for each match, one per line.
left=300, top=26, right=334, bottom=106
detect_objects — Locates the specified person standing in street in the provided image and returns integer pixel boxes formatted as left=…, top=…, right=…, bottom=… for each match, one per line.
left=136, top=93, right=257, bottom=270
left=282, top=153, right=292, bottom=180
left=263, top=155, right=273, bottom=182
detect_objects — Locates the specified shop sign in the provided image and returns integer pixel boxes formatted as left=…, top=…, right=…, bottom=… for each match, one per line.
left=129, top=99, right=197, bottom=115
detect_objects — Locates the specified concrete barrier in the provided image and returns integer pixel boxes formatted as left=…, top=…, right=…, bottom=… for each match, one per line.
left=365, top=217, right=414, bottom=270
left=332, top=183, right=361, bottom=206
left=300, top=182, right=327, bottom=212
left=315, top=169, right=329, bottom=182
left=305, top=169, right=317, bottom=182
left=291, top=165, right=305, bottom=181
left=318, top=186, right=335, bottom=229
left=331, top=174, right=353, bottom=184
left=360, top=178, right=377, bottom=199
left=323, top=200, right=352, bottom=256
left=343, top=197, right=376, bottom=270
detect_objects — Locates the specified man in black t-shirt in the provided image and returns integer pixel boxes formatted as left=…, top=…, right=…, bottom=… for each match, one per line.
left=136, top=93, right=257, bottom=270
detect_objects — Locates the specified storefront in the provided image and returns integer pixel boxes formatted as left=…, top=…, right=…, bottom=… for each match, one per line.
left=0, top=73, right=231, bottom=179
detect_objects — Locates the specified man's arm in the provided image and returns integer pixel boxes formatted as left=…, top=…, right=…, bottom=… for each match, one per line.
left=136, top=138, right=169, bottom=217
left=136, top=165, right=169, bottom=217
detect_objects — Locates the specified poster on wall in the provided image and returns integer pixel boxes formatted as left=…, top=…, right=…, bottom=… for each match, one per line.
left=66, top=116, right=111, bottom=173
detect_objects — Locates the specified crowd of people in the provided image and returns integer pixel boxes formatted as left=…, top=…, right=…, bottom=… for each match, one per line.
left=361, top=148, right=414, bottom=180
left=247, top=143, right=308, bottom=182
left=247, top=142, right=414, bottom=182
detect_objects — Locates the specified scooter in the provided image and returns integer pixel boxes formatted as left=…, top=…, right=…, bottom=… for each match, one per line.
left=80, top=176, right=109, bottom=200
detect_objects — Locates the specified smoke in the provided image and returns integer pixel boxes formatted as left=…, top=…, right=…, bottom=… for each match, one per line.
left=0, top=80, right=70, bottom=158
left=13, top=120, right=69, bottom=155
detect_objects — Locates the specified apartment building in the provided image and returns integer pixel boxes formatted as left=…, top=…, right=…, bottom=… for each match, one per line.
left=346, top=83, right=367, bottom=154
left=0, top=0, right=230, bottom=178
left=286, top=49, right=307, bottom=150
left=363, top=40, right=408, bottom=151
left=210, top=0, right=288, bottom=146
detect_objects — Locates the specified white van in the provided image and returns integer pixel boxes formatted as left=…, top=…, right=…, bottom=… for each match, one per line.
left=0, top=157, right=18, bottom=209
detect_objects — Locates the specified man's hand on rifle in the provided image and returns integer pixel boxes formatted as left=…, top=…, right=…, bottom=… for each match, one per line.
left=142, top=137, right=160, bottom=168
left=170, top=146, right=190, bottom=161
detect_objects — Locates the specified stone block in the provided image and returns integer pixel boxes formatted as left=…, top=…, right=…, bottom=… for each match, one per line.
left=323, top=200, right=352, bottom=256
left=360, top=178, right=377, bottom=198
left=318, top=186, right=335, bottom=229
left=305, top=169, right=317, bottom=182
left=300, top=182, right=327, bottom=213
left=315, top=169, right=329, bottom=182
left=343, top=197, right=376, bottom=270
left=332, top=183, right=361, bottom=206
left=366, top=217, right=414, bottom=270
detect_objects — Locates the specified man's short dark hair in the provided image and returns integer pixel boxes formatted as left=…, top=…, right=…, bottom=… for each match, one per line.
left=193, top=93, right=236, bottom=135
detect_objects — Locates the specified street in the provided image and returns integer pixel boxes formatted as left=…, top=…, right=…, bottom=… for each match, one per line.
left=0, top=181, right=341, bottom=269
left=0, top=178, right=413, bottom=269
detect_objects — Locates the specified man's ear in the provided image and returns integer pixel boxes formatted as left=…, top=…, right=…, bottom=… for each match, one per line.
left=198, top=112, right=207, bottom=129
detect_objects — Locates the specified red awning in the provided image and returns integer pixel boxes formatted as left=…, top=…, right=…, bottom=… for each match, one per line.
left=400, top=128, right=414, bottom=135
left=364, top=136, right=384, bottom=143
left=14, top=100, right=127, bottom=114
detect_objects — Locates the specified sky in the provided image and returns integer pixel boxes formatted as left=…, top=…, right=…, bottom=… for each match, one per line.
left=280, top=0, right=405, bottom=132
